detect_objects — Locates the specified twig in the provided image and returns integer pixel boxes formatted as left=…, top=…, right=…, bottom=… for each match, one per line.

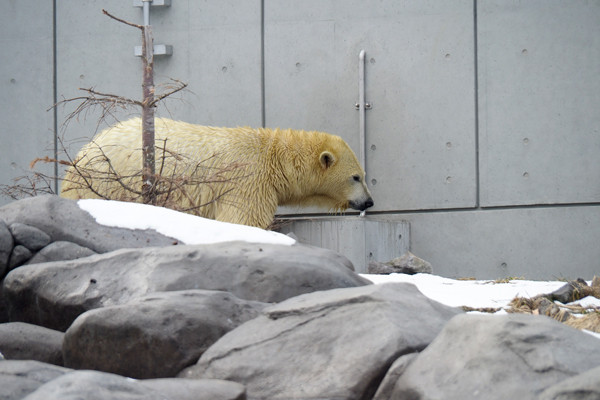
left=151, top=80, right=189, bottom=106
left=102, top=9, right=143, bottom=30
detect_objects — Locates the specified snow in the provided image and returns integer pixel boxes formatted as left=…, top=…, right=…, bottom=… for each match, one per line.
left=571, top=296, right=600, bottom=309
left=360, top=273, right=567, bottom=309
left=78, top=199, right=295, bottom=246
left=78, top=199, right=599, bottom=340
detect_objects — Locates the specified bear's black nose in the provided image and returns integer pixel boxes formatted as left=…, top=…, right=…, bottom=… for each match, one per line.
left=350, top=198, right=374, bottom=211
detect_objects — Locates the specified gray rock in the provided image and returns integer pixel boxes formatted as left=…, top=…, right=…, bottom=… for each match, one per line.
left=26, top=241, right=96, bottom=265
left=0, top=195, right=178, bottom=253
left=0, top=220, right=13, bottom=278
left=368, top=251, right=433, bottom=275
left=141, top=378, right=246, bottom=400
left=8, top=223, right=51, bottom=252
left=371, top=352, right=419, bottom=400
left=548, top=278, right=591, bottom=304
left=8, top=245, right=32, bottom=270
left=4, top=241, right=369, bottom=331
left=374, top=313, right=600, bottom=400
left=0, top=360, right=70, bottom=400
left=63, top=290, right=267, bottom=378
left=180, top=282, right=462, bottom=400
left=537, top=365, right=600, bottom=400
left=22, top=370, right=246, bottom=400
left=0, top=322, right=64, bottom=366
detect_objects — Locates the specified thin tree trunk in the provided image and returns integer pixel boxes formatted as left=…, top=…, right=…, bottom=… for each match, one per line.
left=141, top=25, right=156, bottom=204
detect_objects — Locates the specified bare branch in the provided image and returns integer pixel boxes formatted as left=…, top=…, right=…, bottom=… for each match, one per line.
left=30, top=156, right=72, bottom=169
left=102, top=9, right=143, bottom=30
left=49, top=85, right=146, bottom=136
left=79, top=88, right=143, bottom=106
left=151, top=79, right=189, bottom=106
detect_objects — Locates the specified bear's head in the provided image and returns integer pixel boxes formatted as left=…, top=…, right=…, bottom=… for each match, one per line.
left=316, top=145, right=374, bottom=213
left=273, top=129, right=374, bottom=214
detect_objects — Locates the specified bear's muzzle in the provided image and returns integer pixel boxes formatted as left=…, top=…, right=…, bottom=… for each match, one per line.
left=350, top=197, right=374, bottom=211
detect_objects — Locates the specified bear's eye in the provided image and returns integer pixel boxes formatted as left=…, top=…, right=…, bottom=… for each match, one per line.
left=352, top=175, right=361, bottom=182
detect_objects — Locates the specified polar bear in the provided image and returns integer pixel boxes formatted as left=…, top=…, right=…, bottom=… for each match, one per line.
left=61, top=118, right=374, bottom=228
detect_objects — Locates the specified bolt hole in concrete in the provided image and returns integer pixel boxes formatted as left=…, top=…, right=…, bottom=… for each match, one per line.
left=523, top=138, right=529, bottom=145
left=523, top=172, right=529, bottom=178
left=371, top=144, right=376, bottom=150
left=371, top=179, right=377, bottom=186
left=446, top=176, right=452, bottom=184
left=446, top=142, right=452, bottom=148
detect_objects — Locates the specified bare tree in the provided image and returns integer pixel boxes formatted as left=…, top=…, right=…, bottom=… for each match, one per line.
left=102, top=9, right=170, bottom=205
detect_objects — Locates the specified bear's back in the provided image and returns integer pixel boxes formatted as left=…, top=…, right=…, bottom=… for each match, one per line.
left=154, top=118, right=263, bottom=162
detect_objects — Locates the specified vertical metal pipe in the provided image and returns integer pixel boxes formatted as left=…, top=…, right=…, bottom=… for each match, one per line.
left=143, top=0, right=151, bottom=26
left=358, top=50, right=367, bottom=217
left=358, top=50, right=366, bottom=171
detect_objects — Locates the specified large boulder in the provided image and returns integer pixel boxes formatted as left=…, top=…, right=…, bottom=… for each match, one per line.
left=4, top=241, right=369, bottom=331
left=0, top=195, right=178, bottom=254
left=0, top=322, right=64, bottom=366
left=21, top=370, right=246, bottom=400
left=0, top=360, right=70, bottom=400
left=373, top=313, right=600, bottom=400
left=63, top=290, right=267, bottom=378
left=180, top=282, right=463, bottom=400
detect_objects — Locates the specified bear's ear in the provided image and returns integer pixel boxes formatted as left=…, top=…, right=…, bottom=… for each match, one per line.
left=319, top=151, right=336, bottom=169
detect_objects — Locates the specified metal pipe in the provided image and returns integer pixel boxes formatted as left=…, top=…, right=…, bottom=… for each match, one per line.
left=143, top=0, right=151, bottom=25
left=358, top=49, right=366, bottom=171
left=358, top=50, right=367, bottom=217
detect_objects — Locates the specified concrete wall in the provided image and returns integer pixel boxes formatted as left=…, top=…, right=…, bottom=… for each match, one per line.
left=0, top=1, right=56, bottom=191
left=1, top=0, right=598, bottom=279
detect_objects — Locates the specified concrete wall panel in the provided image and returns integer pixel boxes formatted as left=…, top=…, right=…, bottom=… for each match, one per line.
left=55, top=0, right=150, bottom=156
left=151, top=0, right=263, bottom=128
left=266, top=0, right=477, bottom=214
left=478, top=0, right=600, bottom=206
left=0, top=1, right=55, bottom=201
left=400, top=205, right=600, bottom=280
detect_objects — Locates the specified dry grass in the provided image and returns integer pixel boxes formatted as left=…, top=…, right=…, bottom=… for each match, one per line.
left=506, top=277, right=600, bottom=333
left=565, top=312, right=600, bottom=332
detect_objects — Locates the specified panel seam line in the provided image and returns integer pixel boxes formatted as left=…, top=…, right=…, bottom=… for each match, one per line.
left=473, top=0, right=481, bottom=209
left=53, top=0, right=59, bottom=193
